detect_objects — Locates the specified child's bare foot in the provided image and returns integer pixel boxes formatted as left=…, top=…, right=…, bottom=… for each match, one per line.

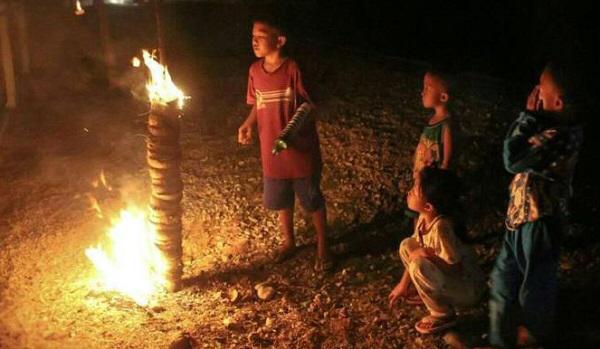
left=314, top=252, right=334, bottom=273
left=272, top=243, right=296, bottom=263
left=517, top=326, right=541, bottom=348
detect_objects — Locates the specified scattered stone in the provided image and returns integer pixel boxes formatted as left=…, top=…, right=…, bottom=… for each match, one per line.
left=152, top=306, right=166, bottom=313
left=356, top=272, right=366, bottom=281
left=443, top=330, right=468, bottom=349
left=223, top=317, right=235, bottom=328
left=228, top=289, right=239, bottom=303
left=265, top=317, right=274, bottom=327
left=255, top=283, right=275, bottom=301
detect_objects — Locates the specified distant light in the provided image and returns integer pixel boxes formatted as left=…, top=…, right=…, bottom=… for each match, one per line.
left=105, top=0, right=138, bottom=6
left=74, top=0, right=85, bottom=15
left=132, top=57, right=141, bottom=67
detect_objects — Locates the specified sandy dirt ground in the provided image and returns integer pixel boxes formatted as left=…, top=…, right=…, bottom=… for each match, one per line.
left=1, top=2, right=599, bottom=348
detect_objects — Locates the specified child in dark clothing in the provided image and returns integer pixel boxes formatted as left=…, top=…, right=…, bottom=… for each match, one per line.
left=488, top=62, right=584, bottom=348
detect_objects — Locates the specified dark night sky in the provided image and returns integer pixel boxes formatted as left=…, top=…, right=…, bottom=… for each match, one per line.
left=283, top=0, right=599, bottom=82
left=157, top=0, right=599, bottom=86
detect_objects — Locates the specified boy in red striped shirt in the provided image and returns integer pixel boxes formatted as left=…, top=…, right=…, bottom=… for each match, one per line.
left=237, top=16, right=331, bottom=272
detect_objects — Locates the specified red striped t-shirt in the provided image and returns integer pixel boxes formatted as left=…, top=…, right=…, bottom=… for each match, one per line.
left=246, top=58, right=322, bottom=178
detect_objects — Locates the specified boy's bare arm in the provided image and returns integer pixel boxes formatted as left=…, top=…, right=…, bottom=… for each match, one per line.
left=389, top=269, right=411, bottom=308
left=244, top=105, right=258, bottom=126
left=441, top=124, right=453, bottom=169
left=238, top=105, right=257, bottom=145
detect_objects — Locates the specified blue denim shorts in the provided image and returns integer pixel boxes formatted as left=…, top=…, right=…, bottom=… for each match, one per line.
left=263, top=172, right=325, bottom=212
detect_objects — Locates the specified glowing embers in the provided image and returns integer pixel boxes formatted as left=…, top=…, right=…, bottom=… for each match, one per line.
left=85, top=207, right=168, bottom=306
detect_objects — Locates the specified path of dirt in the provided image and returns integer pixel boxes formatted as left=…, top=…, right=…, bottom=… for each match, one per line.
left=1, top=2, right=599, bottom=348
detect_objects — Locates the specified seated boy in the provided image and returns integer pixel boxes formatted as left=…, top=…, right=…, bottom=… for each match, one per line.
left=389, top=167, right=485, bottom=334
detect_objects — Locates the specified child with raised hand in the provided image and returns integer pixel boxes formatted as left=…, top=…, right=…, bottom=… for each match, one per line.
left=488, top=62, right=584, bottom=348
left=389, top=167, right=485, bottom=335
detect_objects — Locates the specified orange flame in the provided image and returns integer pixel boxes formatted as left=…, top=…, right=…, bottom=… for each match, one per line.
left=85, top=193, right=103, bottom=219
left=74, top=0, right=85, bottom=16
left=86, top=207, right=168, bottom=306
left=141, top=50, right=187, bottom=109
left=85, top=171, right=168, bottom=306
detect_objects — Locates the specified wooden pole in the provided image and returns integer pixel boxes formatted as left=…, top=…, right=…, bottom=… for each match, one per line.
left=94, top=0, right=114, bottom=81
left=152, top=0, right=166, bottom=65
left=13, top=0, right=29, bottom=75
left=0, top=2, right=16, bottom=109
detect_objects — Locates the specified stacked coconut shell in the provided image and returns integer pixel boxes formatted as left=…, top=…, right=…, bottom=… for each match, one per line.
left=147, top=102, right=183, bottom=292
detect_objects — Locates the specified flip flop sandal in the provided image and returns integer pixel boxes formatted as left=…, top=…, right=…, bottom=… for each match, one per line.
left=404, top=293, right=424, bottom=305
left=314, top=255, right=334, bottom=273
left=415, top=315, right=457, bottom=334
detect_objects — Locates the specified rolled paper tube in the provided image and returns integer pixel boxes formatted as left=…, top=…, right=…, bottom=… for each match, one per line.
left=150, top=182, right=183, bottom=193
left=150, top=195, right=180, bottom=205
left=147, top=142, right=180, bottom=154
left=149, top=208, right=181, bottom=220
left=272, top=102, right=312, bottom=154
left=151, top=182, right=183, bottom=193
left=148, top=167, right=180, bottom=177
left=148, top=215, right=181, bottom=226
left=148, top=126, right=179, bottom=138
left=147, top=101, right=183, bottom=292
left=147, top=154, right=180, bottom=166
left=147, top=154, right=181, bottom=164
left=152, top=192, right=183, bottom=202
left=150, top=221, right=183, bottom=233
left=147, top=159, right=173, bottom=170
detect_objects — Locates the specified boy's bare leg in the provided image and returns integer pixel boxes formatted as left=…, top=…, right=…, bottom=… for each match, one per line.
left=312, top=207, right=328, bottom=259
left=278, top=208, right=295, bottom=252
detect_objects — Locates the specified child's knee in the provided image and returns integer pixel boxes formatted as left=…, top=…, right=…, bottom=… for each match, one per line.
left=399, top=237, right=418, bottom=261
left=409, top=256, right=436, bottom=278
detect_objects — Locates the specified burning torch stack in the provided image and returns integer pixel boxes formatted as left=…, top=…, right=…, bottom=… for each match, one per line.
left=147, top=102, right=182, bottom=292
left=142, top=51, right=186, bottom=292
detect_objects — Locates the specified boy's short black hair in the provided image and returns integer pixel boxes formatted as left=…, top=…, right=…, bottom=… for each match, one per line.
left=418, top=167, right=469, bottom=242
left=543, top=61, right=580, bottom=104
left=544, top=60, right=588, bottom=123
left=419, top=167, right=460, bottom=217
left=425, top=67, right=453, bottom=93
left=252, top=11, right=288, bottom=37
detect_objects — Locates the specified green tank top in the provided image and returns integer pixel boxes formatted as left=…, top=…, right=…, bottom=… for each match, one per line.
left=413, top=118, right=449, bottom=175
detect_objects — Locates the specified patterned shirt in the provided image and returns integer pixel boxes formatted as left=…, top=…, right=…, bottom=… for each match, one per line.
left=413, top=216, right=484, bottom=283
left=504, top=111, right=583, bottom=230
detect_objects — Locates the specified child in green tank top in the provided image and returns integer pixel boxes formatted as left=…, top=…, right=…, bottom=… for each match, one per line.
left=413, top=70, right=453, bottom=178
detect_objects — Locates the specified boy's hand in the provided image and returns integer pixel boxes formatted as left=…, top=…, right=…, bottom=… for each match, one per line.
left=528, top=129, right=558, bottom=147
left=238, top=123, right=253, bottom=145
left=388, top=282, right=409, bottom=308
left=272, top=138, right=288, bottom=155
left=526, top=85, right=541, bottom=111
